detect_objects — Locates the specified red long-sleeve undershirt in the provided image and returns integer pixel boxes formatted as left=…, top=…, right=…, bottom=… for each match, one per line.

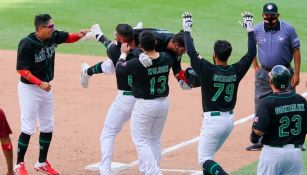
left=18, top=70, right=42, bottom=86
left=65, top=33, right=80, bottom=43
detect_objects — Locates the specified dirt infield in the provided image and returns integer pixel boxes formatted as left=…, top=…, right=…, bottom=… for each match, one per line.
left=0, top=50, right=306, bottom=175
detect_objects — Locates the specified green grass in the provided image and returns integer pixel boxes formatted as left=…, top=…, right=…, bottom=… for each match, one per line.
left=231, top=143, right=307, bottom=175
left=0, top=0, right=306, bottom=70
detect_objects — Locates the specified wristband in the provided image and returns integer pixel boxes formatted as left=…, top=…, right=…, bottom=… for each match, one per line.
left=120, top=53, right=127, bottom=60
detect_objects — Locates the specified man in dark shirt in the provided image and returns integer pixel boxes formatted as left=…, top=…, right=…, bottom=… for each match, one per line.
left=15, top=13, right=88, bottom=175
left=116, top=30, right=175, bottom=175
left=250, top=65, right=306, bottom=175
left=182, top=12, right=256, bottom=175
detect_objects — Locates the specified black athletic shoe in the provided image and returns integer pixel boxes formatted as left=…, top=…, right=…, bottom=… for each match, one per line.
left=301, top=145, right=306, bottom=151
left=246, top=143, right=263, bottom=151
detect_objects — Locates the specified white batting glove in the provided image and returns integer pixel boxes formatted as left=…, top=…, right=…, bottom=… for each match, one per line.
left=139, top=53, right=152, bottom=68
left=239, top=11, right=254, bottom=32
left=179, top=80, right=191, bottom=90
left=182, top=12, right=193, bottom=32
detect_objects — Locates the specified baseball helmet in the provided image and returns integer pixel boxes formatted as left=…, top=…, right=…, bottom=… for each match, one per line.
left=270, top=65, right=290, bottom=89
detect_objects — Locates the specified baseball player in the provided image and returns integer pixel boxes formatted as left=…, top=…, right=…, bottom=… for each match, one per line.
left=116, top=30, right=175, bottom=175
left=182, top=12, right=256, bottom=175
left=80, top=24, right=187, bottom=175
left=15, top=14, right=88, bottom=175
left=0, top=108, right=14, bottom=175
left=251, top=65, right=307, bottom=175
left=80, top=24, right=188, bottom=89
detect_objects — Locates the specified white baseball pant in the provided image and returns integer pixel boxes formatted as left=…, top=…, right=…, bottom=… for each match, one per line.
left=198, top=111, right=234, bottom=165
left=257, top=144, right=303, bottom=175
left=18, top=82, right=54, bottom=135
left=131, top=97, right=169, bottom=175
left=99, top=90, right=136, bottom=175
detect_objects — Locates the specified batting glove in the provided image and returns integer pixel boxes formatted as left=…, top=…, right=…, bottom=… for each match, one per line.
left=179, top=80, right=191, bottom=90
left=182, top=12, right=193, bottom=32
left=139, top=53, right=152, bottom=68
left=240, top=11, right=253, bottom=32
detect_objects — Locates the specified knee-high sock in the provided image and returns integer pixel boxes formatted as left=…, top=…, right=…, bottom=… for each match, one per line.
left=39, top=132, right=52, bottom=163
left=203, top=160, right=228, bottom=175
left=17, top=132, right=31, bottom=164
left=87, top=62, right=103, bottom=76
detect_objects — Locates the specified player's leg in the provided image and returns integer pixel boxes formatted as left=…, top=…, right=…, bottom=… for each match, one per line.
left=80, top=59, right=115, bottom=88
left=15, top=82, right=41, bottom=175
left=99, top=93, right=136, bottom=175
left=0, top=108, right=14, bottom=175
left=214, top=114, right=234, bottom=152
left=283, top=147, right=303, bottom=175
left=35, top=90, right=58, bottom=175
left=256, top=145, right=283, bottom=175
left=1, top=136, right=14, bottom=175
left=148, top=97, right=169, bottom=166
left=131, top=99, right=161, bottom=175
left=198, top=113, right=232, bottom=175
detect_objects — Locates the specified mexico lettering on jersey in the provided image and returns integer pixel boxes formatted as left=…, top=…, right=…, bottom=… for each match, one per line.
left=116, top=52, right=174, bottom=99
left=16, top=30, right=69, bottom=83
left=184, top=32, right=256, bottom=112
left=253, top=92, right=307, bottom=145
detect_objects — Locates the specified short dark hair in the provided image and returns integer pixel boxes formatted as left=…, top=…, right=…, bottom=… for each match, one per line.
left=34, top=14, right=52, bottom=31
left=116, top=24, right=134, bottom=42
left=172, top=30, right=184, bottom=47
left=214, top=40, right=232, bottom=62
left=139, top=31, right=156, bottom=51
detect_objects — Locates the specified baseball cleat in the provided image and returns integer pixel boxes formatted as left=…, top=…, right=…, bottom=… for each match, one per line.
left=34, top=161, right=59, bottom=175
left=80, top=63, right=90, bottom=88
left=14, top=162, right=29, bottom=175
left=133, top=22, right=143, bottom=29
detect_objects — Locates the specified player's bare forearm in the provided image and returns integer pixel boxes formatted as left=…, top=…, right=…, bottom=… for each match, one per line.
left=252, top=57, right=259, bottom=71
left=292, top=48, right=301, bottom=86
left=250, top=128, right=264, bottom=144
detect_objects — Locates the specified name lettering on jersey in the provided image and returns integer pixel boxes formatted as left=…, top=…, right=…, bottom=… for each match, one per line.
left=156, top=30, right=171, bottom=34
left=34, top=45, right=55, bottom=63
left=147, top=65, right=169, bottom=75
left=213, top=74, right=237, bottom=82
left=275, top=103, right=305, bottom=115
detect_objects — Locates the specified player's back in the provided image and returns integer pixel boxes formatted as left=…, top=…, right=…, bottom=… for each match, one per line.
left=198, top=60, right=246, bottom=112
left=261, top=92, right=307, bottom=145
left=132, top=52, right=174, bottom=99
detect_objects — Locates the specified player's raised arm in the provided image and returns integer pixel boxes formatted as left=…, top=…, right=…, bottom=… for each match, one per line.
left=233, top=11, right=257, bottom=78
left=182, top=12, right=206, bottom=74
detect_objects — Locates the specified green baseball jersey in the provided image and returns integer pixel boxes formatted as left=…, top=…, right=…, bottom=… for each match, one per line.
left=116, top=52, right=174, bottom=99
left=253, top=92, right=307, bottom=145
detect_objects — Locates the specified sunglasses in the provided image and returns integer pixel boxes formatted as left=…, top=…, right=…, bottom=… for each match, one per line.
left=42, top=24, right=54, bottom=29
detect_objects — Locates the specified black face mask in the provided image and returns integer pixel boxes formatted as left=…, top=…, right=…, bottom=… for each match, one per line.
left=264, top=16, right=278, bottom=28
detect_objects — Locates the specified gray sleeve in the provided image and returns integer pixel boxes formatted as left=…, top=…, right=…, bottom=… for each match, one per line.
left=289, top=25, right=300, bottom=48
